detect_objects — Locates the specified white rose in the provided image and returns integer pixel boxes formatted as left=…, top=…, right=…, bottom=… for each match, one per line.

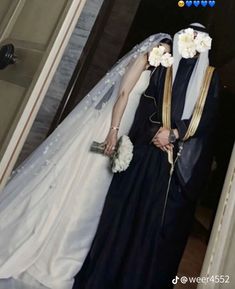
left=178, top=28, right=195, bottom=48
left=178, top=40, right=197, bottom=58
left=178, top=28, right=212, bottom=58
left=112, top=159, right=120, bottom=172
left=160, top=53, right=174, bottom=67
left=111, top=135, right=133, bottom=173
left=195, top=33, right=212, bottom=53
left=181, top=46, right=197, bottom=58
left=148, top=46, right=165, bottom=67
left=178, top=28, right=197, bottom=58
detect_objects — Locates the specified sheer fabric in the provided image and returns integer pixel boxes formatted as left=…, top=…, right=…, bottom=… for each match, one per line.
left=0, top=34, right=171, bottom=289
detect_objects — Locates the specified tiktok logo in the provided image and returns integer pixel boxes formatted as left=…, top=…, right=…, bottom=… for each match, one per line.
left=172, top=276, right=179, bottom=284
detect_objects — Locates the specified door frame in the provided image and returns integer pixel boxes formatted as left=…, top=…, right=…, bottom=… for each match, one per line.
left=0, top=0, right=88, bottom=190
left=198, top=143, right=235, bottom=288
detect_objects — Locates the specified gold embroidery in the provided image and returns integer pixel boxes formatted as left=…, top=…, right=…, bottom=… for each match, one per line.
left=143, top=93, right=157, bottom=109
left=161, top=66, right=215, bottom=164
left=162, top=66, right=215, bottom=135
left=142, top=66, right=158, bottom=109
left=160, top=66, right=215, bottom=229
left=149, top=112, right=161, bottom=124
left=183, top=66, right=215, bottom=141
left=162, top=67, right=172, bottom=130
left=162, top=67, right=173, bottom=164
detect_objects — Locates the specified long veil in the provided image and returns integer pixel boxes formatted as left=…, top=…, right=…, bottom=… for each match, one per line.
left=0, top=33, right=170, bottom=289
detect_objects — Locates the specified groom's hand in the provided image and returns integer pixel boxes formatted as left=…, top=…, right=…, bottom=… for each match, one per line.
left=152, top=127, right=170, bottom=148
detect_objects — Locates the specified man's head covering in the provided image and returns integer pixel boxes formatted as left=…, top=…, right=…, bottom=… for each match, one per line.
left=188, top=23, right=208, bottom=33
left=173, top=23, right=210, bottom=119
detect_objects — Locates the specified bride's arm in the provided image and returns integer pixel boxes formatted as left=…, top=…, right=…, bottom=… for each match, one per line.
left=104, top=54, right=148, bottom=156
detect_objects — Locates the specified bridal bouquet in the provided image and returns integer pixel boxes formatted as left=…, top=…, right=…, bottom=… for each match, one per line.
left=90, top=135, right=133, bottom=173
left=178, top=28, right=212, bottom=58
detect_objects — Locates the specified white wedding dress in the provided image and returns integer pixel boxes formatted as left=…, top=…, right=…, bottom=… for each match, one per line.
left=0, top=69, right=152, bottom=289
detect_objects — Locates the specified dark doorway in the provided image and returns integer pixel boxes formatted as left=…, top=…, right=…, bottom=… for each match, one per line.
left=120, top=1, right=235, bottom=287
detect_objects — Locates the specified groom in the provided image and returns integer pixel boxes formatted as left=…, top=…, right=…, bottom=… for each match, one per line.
left=153, top=24, right=219, bottom=203
left=147, top=23, right=219, bottom=286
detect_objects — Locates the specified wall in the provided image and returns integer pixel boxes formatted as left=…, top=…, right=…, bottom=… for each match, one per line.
left=198, top=144, right=235, bottom=289
left=15, top=0, right=104, bottom=166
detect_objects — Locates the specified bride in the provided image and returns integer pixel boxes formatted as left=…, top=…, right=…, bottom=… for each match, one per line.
left=0, top=33, right=171, bottom=289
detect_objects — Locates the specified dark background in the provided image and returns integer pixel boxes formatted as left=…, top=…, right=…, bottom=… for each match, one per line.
left=120, top=1, right=235, bottom=212
left=54, top=0, right=235, bottom=122
left=52, top=0, right=235, bottom=214
left=122, top=0, right=235, bottom=72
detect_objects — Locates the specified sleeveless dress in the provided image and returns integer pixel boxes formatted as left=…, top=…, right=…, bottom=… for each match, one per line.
left=72, top=60, right=204, bottom=289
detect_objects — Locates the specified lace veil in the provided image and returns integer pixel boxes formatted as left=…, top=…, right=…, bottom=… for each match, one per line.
left=0, top=33, right=171, bottom=197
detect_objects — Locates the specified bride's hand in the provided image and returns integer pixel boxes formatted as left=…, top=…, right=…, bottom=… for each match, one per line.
left=103, top=130, right=118, bottom=156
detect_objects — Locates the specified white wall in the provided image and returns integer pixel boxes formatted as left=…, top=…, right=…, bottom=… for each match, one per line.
left=198, top=143, right=235, bottom=289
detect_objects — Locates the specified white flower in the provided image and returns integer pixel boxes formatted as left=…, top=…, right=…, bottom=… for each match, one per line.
left=160, top=53, right=174, bottom=67
left=178, top=28, right=195, bottom=48
left=148, top=46, right=166, bottom=67
left=178, top=28, right=212, bottom=58
left=179, top=45, right=197, bottom=59
left=194, top=33, right=212, bottom=53
left=178, top=28, right=197, bottom=59
left=148, top=46, right=174, bottom=68
left=111, top=135, right=133, bottom=173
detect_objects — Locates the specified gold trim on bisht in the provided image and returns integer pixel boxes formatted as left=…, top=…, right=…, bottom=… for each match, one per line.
left=162, top=67, right=173, bottom=129
left=162, top=66, right=215, bottom=163
left=162, top=67, right=173, bottom=164
left=160, top=65, right=215, bottom=230
left=183, top=66, right=215, bottom=141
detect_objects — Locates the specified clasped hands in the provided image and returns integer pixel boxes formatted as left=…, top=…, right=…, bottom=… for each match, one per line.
left=103, top=126, right=179, bottom=156
left=152, top=127, right=178, bottom=152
